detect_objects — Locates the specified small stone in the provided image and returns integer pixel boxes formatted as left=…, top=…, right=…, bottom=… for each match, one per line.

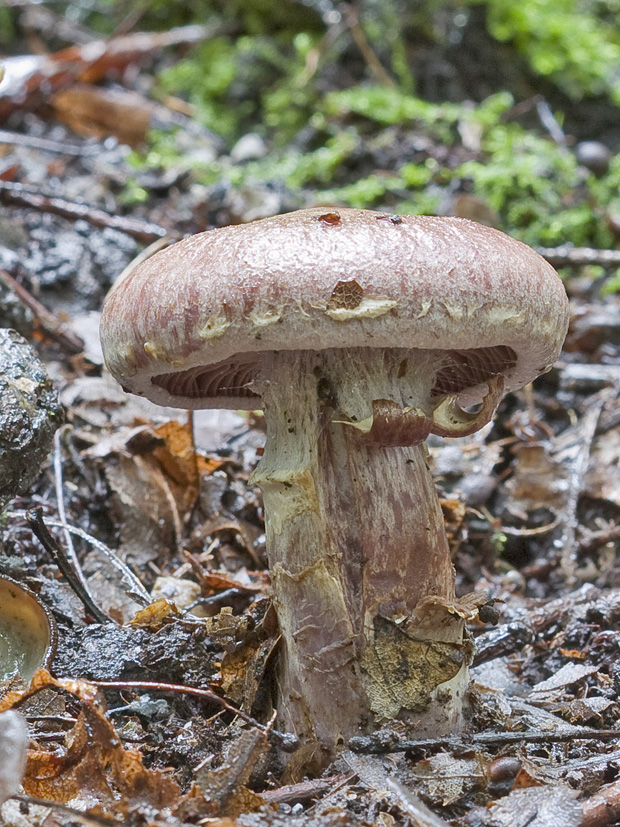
left=230, top=133, right=268, bottom=163
left=0, top=329, right=63, bottom=510
left=576, top=141, right=612, bottom=176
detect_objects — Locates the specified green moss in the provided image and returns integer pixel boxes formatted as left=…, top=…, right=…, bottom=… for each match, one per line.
left=324, top=86, right=461, bottom=145
left=486, top=0, right=620, bottom=103
left=601, top=269, right=620, bottom=295
left=454, top=110, right=616, bottom=247
left=120, top=0, right=620, bottom=265
left=321, top=174, right=402, bottom=209
left=0, top=9, right=14, bottom=45
left=159, top=37, right=256, bottom=140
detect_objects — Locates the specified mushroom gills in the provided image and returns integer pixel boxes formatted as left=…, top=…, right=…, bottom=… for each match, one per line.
left=151, top=344, right=517, bottom=407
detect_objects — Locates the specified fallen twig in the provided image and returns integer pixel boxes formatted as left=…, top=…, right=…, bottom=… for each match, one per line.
left=537, top=245, right=620, bottom=269
left=10, top=795, right=122, bottom=827
left=0, top=267, right=84, bottom=354
left=0, top=128, right=97, bottom=156
left=89, top=679, right=298, bottom=751
left=578, top=524, right=620, bottom=557
left=581, top=777, right=620, bottom=827
left=348, top=727, right=620, bottom=754
left=26, top=507, right=111, bottom=625
left=53, top=427, right=83, bottom=585
left=556, top=387, right=618, bottom=581
left=0, top=181, right=173, bottom=244
left=345, top=751, right=451, bottom=827
left=261, top=773, right=352, bottom=805
left=8, top=509, right=152, bottom=606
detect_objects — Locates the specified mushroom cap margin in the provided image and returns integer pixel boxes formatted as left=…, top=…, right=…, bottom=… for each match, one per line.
left=100, top=208, right=570, bottom=410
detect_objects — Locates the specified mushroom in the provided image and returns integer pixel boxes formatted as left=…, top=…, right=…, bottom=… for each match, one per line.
left=100, top=208, right=569, bottom=758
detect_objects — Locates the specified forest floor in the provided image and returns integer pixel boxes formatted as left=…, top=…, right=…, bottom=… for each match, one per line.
left=1, top=7, right=620, bottom=827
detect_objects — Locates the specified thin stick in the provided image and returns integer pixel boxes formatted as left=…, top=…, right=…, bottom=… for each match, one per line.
left=8, top=509, right=151, bottom=605
left=559, top=387, right=616, bottom=581
left=0, top=181, right=172, bottom=245
left=26, top=507, right=111, bottom=625
left=342, top=3, right=396, bottom=88
left=0, top=267, right=84, bottom=353
left=537, top=245, right=620, bottom=269
left=88, top=678, right=298, bottom=750
left=348, top=727, right=620, bottom=754
left=0, top=128, right=97, bottom=156
left=261, top=772, right=352, bottom=805
left=53, top=428, right=82, bottom=576
left=10, top=795, right=122, bottom=827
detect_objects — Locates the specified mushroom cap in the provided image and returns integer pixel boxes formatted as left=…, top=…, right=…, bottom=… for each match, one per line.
left=100, top=208, right=569, bottom=410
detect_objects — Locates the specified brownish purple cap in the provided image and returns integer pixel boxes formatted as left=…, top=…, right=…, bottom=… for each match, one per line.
left=100, top=208, right=569, bottom=410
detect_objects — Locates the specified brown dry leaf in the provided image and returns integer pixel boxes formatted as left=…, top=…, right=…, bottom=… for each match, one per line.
left=129, top=598, right=180, bottom=628
left=201, top=570, right=264, bottom=593
left=221, top=635, right=279, bottom=709
left=195, top=727, right=269, bottom=816
left=224, top=785, right=269, bottom=818
left=0, top=26, right=214, bottom=121
left=202, top=456, right=229, bottom=475
left=52, top=85, right=155, bottom=146
left=0, top=670, right=182, bottom=817
left=100, top=419, right=205, bottom=568
left=513, top=766, right=547, bottom=789
left=152, top=419, right=200, bottom=508
left=106, top=453, right=179, bottom=566
left=440, top=497, right=466, bottom=542
left=172, top=784, right=251, bottom=825
left=504, top=442, right=568, bottom=515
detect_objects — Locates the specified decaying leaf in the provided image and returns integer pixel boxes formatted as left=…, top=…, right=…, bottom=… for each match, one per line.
left=344, top=751, right=452, bottom=827
left=0, top=671, right=181, bottom=816
left=361, top=615, right=467, bottom=719
left=504, top=442, right=568, bottom=516
left=129, top=597, right=180, bottom=628
left=0, top=25, right=215, bottom=122
left=585, top=420, right=620, bottom=506
left=102, top=419, right=204, bottom=571
left=440, top=497, right=466, bottom=544
left=195, top=727, right=269, bottom=816
left=221, top=633, right=279, bottom=709
left=410, top=751, right=486, bottom=806
left=52, top=85, right=157, bottom=146
left=486, top=785, right=582, bottom=827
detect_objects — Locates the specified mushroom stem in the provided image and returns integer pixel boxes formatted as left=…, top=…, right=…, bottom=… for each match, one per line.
left=251, top=348, right=472, bottom=755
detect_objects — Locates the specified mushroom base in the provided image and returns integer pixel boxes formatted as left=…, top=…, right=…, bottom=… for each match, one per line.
left=251, top=348, right=476, bottom=758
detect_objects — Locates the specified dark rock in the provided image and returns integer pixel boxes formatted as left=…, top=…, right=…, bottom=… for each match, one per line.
left=0, top=329, right=63, bottom=509
left=0, top=281, right=34, bottom=337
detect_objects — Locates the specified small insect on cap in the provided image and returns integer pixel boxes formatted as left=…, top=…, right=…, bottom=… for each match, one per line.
left=100, top=208, right=569, bottom=411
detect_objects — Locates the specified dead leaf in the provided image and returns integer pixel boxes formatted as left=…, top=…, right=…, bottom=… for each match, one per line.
left=361, top=615, right=467, bottom=719
left=410, top=752, right=486, bottom=806
left=52, top=85, right=156, bottom=146
left=195, top=728, right=269, bottom=816
left=504, top=442, right=568, bottom=514
left=486, top=785, right=582, bottom=826
left=0, top=671, right=181, bottom=817
left=221, top=634, right=279, bottom=709
left=0, top=26, right=215, bottom=121
left=129, top=598, right=180, bottom=628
